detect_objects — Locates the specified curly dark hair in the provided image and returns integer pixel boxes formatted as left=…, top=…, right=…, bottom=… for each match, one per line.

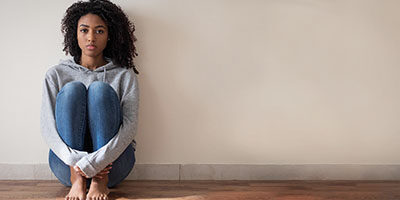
left=61, top=0, right=139, bottom=74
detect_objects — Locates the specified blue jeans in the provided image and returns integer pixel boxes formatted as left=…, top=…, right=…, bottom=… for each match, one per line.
left=48, top=81, right=135, bottom=188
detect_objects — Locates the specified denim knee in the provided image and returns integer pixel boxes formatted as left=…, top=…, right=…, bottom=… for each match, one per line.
left=87, top=81, right=119, bottom=102
left=59, top=81, right=86, bottom=97
left=88, top=81, right=112, bottom=93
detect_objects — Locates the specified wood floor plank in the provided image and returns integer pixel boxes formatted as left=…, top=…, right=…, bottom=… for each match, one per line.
left=0, top=180, right=400, bottom=199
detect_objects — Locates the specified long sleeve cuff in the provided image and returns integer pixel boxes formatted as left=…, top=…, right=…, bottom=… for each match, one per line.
left=63, top=150, right=89, bottom=166
left=75, top=156, right=97, bottom=178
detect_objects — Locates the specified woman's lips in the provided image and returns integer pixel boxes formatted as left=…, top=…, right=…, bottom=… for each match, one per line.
left=86, top=45, right=96, bottom=50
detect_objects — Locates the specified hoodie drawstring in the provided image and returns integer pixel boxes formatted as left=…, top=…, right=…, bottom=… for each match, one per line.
left=103, top=67, right=107, bottom=82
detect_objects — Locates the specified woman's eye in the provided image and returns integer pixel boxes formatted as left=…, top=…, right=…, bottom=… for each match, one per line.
left=97, top=30, right=104, bottom=34
left=80, top=29, right=88, bottom=33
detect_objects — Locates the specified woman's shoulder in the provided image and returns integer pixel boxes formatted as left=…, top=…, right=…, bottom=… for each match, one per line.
left=112, top=67, right=138, bottom=91
left=44, top=59, right=76, bottom=85
left=44, top=64, right=60, bottom=80
left=114, top=66, right=138, bottom=80
left=44, top=64, right=62, bottom=80
left=45, top=58, right=77, bottom=76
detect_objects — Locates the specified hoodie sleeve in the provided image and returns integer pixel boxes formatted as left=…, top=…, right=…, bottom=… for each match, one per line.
left=75, top=72, right=139, bottom=178
left=40, top=73, right=89, bottom=166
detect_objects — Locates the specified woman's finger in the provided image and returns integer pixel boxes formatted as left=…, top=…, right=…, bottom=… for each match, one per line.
left=79, top=172, right=87, bottom=177
left=100, top=167, right=112, bottom=173
left=73, top=166, right=81, bottom=172
left=94, top=171, right=110, bottom=179
left=99, top=171, right=109, bottom=174
left=94, top=175, right=104, bottom=179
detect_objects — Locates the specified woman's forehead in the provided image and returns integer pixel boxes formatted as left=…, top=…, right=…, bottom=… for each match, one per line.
left=78, top=13, right=107, bottom=27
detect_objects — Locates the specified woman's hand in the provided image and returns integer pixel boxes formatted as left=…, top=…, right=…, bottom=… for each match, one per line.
left=73, top=163, right=112, bottom=179
left=93, top=164, right=113, bottom=179
left=73, top=165, right=89, bottom=178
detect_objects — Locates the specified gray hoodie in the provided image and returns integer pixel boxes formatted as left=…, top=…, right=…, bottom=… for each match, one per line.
left=40, top=58, right=139, bottom=178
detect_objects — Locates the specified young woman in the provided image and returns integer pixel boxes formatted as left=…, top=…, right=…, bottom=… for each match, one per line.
left=40, top=0, right=139, bottom=199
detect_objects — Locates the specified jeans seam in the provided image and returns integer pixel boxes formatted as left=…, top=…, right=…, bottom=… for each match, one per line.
left=77, top=90, right=87, bottom=150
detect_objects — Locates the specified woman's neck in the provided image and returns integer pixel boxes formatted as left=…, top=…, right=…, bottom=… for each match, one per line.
left=80, top=55, right=107, bottom=70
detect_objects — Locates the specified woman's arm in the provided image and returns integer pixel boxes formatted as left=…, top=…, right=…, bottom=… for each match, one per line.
left=75, top=72, right=139, bottom=178
left=40, top=74, right=88, bottom=166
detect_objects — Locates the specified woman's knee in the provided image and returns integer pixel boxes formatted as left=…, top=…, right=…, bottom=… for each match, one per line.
left=88, top=81, right=119, bottom=101
left=88, top=81, right=113, bottom=93
left=59, top=81, right=86, bottom=98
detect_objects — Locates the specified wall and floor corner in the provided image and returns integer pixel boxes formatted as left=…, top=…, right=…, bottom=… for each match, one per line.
left=1, top=0, right=400, bottom=180
left=2, top=164, right=400, bottom=180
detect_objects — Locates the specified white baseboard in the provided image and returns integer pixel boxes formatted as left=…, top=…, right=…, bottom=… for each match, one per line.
left=1, top=164, right=400, bottom=180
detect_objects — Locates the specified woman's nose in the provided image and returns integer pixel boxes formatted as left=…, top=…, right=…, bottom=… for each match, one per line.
left=87, top=31, right=95, bottom=42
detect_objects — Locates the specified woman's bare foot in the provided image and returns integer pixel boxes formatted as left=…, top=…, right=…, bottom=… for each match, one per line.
left=66, top=166, right=87, bottom=200
left=87, top=175, right=110, bottom=200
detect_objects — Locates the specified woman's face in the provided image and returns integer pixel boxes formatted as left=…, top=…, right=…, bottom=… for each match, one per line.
left=77, top=13, right=108, bottom=59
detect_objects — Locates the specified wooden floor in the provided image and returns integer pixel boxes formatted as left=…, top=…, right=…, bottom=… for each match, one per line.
left=1, top=180, right=400, bottom=200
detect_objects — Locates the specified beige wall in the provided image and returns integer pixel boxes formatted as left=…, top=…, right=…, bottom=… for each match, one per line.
left=1, top=0, right=400, bottom=165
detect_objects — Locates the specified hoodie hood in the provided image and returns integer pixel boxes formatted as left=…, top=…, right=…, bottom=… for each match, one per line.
left=59, top=58, right=119, bottom=82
